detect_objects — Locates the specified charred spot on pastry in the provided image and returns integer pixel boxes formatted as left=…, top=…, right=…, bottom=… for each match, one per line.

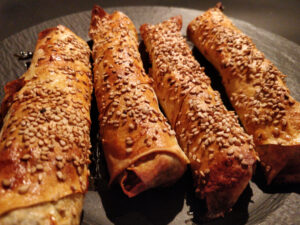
left=40, top=108, right=46, bottom=114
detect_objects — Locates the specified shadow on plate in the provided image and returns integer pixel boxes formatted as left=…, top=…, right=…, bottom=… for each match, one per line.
left=184, top=172, right=252, bottom=225
left=251, top=164, right=300, bottom=194
left=94, top=170, right=188, bottom=225
left=88, top=85, right=187, bottom=225
left=85, top=39, right=293, bottom=225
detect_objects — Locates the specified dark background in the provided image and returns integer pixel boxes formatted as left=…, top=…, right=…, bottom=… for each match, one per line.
left=0, top=0, right=299, bottom=44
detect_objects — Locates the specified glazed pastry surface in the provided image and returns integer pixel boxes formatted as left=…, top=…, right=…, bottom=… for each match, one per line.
left=187, top=5, right=300, bottom=184
left=0, top=25, right=92, bottom=224
left=141, top=16, right=257, bottom=217
left=89, top=5, right=189, bottom=197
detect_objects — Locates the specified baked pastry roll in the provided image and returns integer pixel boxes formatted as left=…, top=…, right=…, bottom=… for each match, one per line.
left=0, top=25, right=92, bottom=224
left=89, top=6, right=188, bottom=197
left=187, top=5, right=300, bottom=184
left=140, top=16, right=257, bottom=218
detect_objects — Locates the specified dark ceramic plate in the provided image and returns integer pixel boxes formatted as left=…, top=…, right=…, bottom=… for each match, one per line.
left=0, top=6, right=299, bottom=225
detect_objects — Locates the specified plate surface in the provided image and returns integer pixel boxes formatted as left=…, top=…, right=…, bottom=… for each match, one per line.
left=0, top=6, right=299, bottom=225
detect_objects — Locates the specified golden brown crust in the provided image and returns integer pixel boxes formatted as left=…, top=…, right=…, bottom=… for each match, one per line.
left=187, top=6, right=300, bottom=184
left=0, top=25, right=92, bottom=217
left=140, top=16, right=257, bottom=217
left=89, top=6, right=188, bottom=197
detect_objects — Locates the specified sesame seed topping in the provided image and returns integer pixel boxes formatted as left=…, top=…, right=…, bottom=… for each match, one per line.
left=188, top=8, right=294, bottom=150
left=128, top=123, right=135, bottom=131
left=36, top=164, right=43, bottom=171
left=56, top=162, right=64, bottom=170
left=21, top=154, right=31, bottom=161
left=140, top=14, right=259, bottom=189
left=56, top=155, right=63, bottom=161
left=38, top=174, right=43, bottom=183
left=227, top=149, right=234, bottom=155
left=18, top=184, right=30, bottom=194
left=200, top=170, right=205, bottom=177
left=5, top=141, right=12, bottom=148
left=56, top=171, right=65, bottom=181
left=38, top=140, right=44, bottom=146
left=125, top=137, right=133, bottom=146
left=59, top=140, right=66, bottom=146
left=77, top=166, right=83, bottom=175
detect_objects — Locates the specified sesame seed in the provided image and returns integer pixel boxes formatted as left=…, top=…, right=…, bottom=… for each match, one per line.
left=169, top=130, right=176, bottom=136
left=227, top=149, right=234, bottom=155
left=200, top=170, right=205, bottom=177
left=28, top=116, right=35, bottom=121
left=5, top=141, right=12, bottom=148
left=59, top=140, right=66, bottom=146
left=149, top=117, right=157, bottom=123
left=192, top=154, right=197, bottom=161
left=53, top=115, right=61, bottom=121
left=56, top=171, right=65, bottom=181
left=125, top=137, right=133, bottom=146
left=56, top=162, right=64, bottom=169
left=204, top=169, right=210, bottom=175
left=208, top=148, right=214, bottom=153
left=128, top=123, right=135, bottom=131
left=18, top=184, right=30, bottom=194
left=77, top=167, right=83, bottom=175
left=38, top=174, right=43, bottom=183
left=41, top=146, right=49, bottom=152
left=41, top=155, right=48, bottom=161
left=22, top=154, right=31, bottom=161
left=38, top=140, right=44, bottom=146
left=36, top=164, right=43, bottom=171
left=31, top=166, right=37, bottom=174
